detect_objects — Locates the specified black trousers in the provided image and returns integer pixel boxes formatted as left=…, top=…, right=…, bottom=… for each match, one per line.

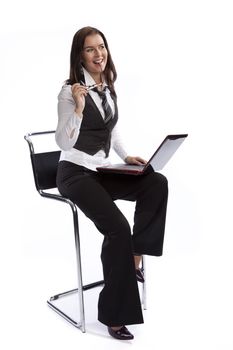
left=56, top=161, right=168, bottom=327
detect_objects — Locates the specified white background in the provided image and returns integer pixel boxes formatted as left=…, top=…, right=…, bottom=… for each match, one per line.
left=1, top=0, right=233, bottom=349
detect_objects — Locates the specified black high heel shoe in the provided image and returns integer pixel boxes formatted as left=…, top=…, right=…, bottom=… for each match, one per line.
left=136, top=268, right=145, bottom=283
left=108, top=326, right=134, bottom=340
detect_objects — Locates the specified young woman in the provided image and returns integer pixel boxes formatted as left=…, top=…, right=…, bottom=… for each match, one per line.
left=55, top=26, right=168, bottom=340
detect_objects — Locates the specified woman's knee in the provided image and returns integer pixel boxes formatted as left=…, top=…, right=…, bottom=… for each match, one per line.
left=146, top=172, right=168, bottom=194
left=157, top=173, right=168, bottom=193
left=110, top=214, right=131, bottom=239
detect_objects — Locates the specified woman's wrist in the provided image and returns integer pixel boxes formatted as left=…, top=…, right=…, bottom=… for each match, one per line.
left=74, top=108, right=83, bottom=119
left=124, top=156, right=130, bottom=164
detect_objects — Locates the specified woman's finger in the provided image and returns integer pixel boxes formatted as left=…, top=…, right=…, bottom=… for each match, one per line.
left=135, top=157, right=147, bottom=164
left=71, top=83, right=87, bottom=94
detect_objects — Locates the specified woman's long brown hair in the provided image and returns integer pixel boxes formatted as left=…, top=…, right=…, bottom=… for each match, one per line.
left=67, top=26, right=117, bottom=97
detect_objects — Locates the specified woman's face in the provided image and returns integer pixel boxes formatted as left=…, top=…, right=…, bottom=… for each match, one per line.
left=81, top=34, right=108, bottom=80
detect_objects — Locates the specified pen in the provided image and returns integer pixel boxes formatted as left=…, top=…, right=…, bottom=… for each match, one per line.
left=80, top=81, right=102, bottom=91
left=86, top=83, right=102, bottom=91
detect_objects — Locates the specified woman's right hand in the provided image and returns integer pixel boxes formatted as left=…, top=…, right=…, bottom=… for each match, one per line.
left=71, top=83, right=88, bottom=117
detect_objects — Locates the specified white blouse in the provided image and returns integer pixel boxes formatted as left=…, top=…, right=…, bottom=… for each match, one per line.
left=55, top=68, right=128, bottom=171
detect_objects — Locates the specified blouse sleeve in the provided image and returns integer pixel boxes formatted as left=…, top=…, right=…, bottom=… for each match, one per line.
left=111, top=124, right=128, bottom=161
left=55, top=85, right=82, bottom=151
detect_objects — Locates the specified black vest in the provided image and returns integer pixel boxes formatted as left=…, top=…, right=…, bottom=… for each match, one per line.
left=73, top=93, right=118, bottom=157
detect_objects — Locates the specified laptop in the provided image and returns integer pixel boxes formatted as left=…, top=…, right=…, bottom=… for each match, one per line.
left=96, top=134, right=188, bottom=175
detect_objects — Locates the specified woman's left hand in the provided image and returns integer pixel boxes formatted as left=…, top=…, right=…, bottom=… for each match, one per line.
left=125, top=156, right=147, bottom=165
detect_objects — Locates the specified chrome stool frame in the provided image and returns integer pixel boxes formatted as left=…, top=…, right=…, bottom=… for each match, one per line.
left=24, top=130, right=146, bottom=333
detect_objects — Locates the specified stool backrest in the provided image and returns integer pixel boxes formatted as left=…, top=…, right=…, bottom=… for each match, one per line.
left=24, top=131, right=61, bottom=191
left=31, top=151, right=61, bottom=190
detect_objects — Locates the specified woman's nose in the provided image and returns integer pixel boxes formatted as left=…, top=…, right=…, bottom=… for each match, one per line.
left=95, top=48, right=102, bottom=56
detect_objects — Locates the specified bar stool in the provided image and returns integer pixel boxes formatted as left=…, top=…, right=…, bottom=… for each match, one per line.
left=24, top=130, right=147, bottom=333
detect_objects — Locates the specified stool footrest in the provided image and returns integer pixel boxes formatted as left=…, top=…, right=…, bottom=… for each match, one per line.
left=49, top=280, right=104, bottom=301
left=47, top=280, right=105, bottom=332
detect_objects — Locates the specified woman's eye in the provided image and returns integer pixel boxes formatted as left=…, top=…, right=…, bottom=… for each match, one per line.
left=84, top=45, right=105, bottom=53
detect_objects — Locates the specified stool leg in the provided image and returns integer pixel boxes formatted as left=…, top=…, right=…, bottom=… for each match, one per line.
left=71, top=203, right=86, bottom=332
left=46, top=197, right=104, bottom=332
left=141, top=255, right=147, bottom=310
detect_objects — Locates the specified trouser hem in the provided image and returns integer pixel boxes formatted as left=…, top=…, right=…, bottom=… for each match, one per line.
left=98, top=317, right=144, bottom=327
left=133, top=249, right=163, bottom=257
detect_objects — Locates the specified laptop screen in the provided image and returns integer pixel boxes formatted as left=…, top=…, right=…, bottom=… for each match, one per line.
left=145, top=134, right=188, bottom=171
